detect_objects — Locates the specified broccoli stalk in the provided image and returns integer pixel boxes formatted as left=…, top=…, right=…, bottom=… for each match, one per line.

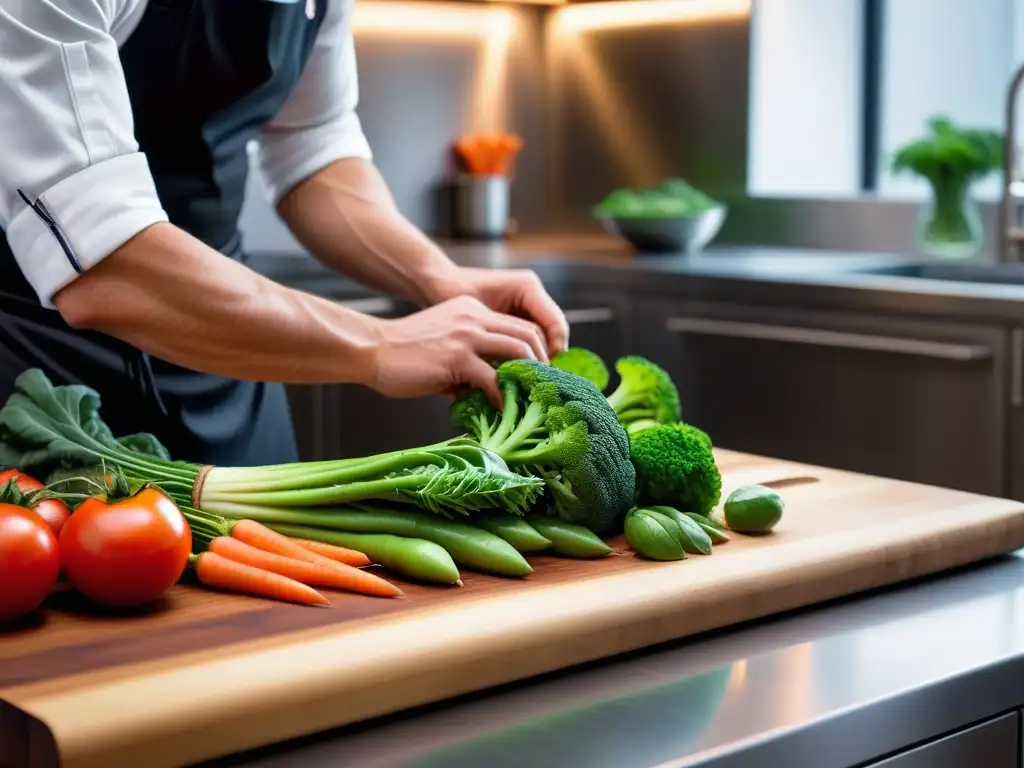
left=606, top=356, right=681, bottom=435
left=452, top=360, right=635, bottom=536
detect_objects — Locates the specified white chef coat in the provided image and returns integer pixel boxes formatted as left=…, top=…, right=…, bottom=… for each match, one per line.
left=0, top=0, right=372, bottom=307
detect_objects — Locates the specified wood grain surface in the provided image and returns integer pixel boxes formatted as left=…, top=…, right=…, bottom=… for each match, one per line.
left=3, top=450, right=1024, bottom=768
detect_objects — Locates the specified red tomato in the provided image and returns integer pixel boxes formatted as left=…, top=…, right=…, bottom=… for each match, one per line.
left=59, top=487, right=191, bottom=607
left=0, top=503, right=60, bottom=623
left=0, top=469, right=70, bottom=537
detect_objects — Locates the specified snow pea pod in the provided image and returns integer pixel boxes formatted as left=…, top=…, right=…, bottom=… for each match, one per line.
left=265, top=524, right=461, bottom=585
left=647, top=507, right=713, bottom=555
left=472, top=510, right=552, bottom=553
left=624, top=508, right=684, bottom=561
left=526, top=516, right=613, bottom=559
left=212, top=502, right=532, bottom=578
left=681, top=511, right=730, bottom=544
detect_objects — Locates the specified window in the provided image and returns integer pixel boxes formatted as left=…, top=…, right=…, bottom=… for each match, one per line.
left=748, top=0, right=1020, bottom=202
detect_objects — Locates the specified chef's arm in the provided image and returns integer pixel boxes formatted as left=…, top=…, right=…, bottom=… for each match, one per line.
left=53, top=223, right=544, bottom=402
left=52, top=223, right=379, bottom=385
left=276, top=158, right=465, bottom=307
left=255, top=2, right=468, bottom=309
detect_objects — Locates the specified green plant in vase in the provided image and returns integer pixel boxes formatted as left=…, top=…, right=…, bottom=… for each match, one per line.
left=892, top=116, right=1003, bottom=259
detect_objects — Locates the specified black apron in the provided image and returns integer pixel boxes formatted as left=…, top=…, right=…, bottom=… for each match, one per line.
left=0, top=0, right=328, bottom=466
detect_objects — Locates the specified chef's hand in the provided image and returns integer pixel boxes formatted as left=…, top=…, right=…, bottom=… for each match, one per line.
left=429, top=267, right=570, bottom=359
left=369, top=296, right=548, bottom=405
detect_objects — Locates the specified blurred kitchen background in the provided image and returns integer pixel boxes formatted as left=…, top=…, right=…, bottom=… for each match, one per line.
left=239, top=0, right=1020, bottom=256
left=247, top=0, right=1024, bottom=505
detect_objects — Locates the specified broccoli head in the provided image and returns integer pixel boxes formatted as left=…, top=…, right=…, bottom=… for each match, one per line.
left=629, top=422, right=721, bottom=515
left=551, top=347, right=611, bottom=392
left=451, top=360, right=635, bottom=536
left=607, top=356, right=681, bottom=434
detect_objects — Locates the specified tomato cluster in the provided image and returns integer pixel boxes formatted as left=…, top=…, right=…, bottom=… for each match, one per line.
left=0, top=471, right=191, bottom=625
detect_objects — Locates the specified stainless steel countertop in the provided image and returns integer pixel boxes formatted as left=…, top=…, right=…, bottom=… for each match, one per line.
left=247, top=238, right=1024, bottom=324
left=211, top=553, right=1024, bottom=768
left=210, top=240, right=1024, bottom=767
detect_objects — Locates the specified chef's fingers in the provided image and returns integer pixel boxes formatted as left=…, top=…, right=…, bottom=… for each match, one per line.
left=483, top=313, right=547, bottom=363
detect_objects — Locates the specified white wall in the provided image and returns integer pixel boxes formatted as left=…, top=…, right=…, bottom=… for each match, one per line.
left=747, top=0, right=865, bottom=198
left=876, top=0, right=1017, bottom=201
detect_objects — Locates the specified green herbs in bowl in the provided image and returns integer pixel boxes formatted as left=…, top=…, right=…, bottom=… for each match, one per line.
left=592, top=178, right=727, bottom=253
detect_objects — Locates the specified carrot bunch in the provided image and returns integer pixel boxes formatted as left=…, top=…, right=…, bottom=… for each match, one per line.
left=189, top=518, right=401, bottom=607
left=453, top=132, right=524, bottom=176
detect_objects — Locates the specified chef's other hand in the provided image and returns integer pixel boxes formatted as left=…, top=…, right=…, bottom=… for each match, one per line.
left=433, top=268, right=569, bottom=359
left=369, top=296, right=547, bottom=405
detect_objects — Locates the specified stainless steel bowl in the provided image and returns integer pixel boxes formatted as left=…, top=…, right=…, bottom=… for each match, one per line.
left=599, top=205, right=728, bottom=253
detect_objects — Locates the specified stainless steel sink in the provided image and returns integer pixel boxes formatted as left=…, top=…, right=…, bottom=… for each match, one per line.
left=858, top=262, right=1024, bottom=286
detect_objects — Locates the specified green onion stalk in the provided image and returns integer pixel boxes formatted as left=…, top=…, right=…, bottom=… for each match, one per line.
left=0, top=370, right=544, bottom=521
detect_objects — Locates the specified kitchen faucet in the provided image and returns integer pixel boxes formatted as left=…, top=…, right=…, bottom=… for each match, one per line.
left=1001, top=61, right=1024, bottom=262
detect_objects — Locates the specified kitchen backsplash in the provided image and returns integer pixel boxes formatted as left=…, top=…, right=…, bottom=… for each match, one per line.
left=239, top=0, right=751, bottom=254
left=240, top=0, right=984, bottom=259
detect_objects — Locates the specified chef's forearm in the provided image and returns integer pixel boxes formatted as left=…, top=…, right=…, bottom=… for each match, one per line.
left=52, top=222, right=381, bottom=385
left=276, top=158, right=467, bottom=308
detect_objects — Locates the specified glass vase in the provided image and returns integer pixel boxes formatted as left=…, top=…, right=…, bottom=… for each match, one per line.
left=915, top=176, right=983, bottom=259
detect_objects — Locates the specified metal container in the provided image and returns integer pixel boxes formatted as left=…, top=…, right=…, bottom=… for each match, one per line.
left=600, top=205, right=728, bottom=253
left=454, top=174, right=510, bottom=240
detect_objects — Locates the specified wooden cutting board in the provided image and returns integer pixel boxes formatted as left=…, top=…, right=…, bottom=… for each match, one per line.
left=3, top=450, right=1024, bottom=768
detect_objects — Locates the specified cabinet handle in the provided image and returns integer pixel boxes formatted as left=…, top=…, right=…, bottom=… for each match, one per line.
left=335, top=297, right=396, bottom=316
left=564, top=307, right=615, bottom=325
left=1012, top=329, right=1024, bottom=407
left=665, top=317, right=993, bottom=362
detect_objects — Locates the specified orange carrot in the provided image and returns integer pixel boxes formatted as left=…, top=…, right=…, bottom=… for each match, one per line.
left=289, top=538, right=371, bottom=568
left=230, top=519, right=335, bottom=566
left=193, top=551, right=331, bottom=607
left=209, top=537, right=401, bottom=598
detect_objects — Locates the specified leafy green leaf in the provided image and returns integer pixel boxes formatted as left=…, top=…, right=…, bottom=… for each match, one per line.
left=0, top=369, right=170, bottom=472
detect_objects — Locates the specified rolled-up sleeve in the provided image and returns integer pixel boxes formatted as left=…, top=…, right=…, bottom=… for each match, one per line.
left=257, top=0, right=373, bottom=205
left=0, top=0, right=168, bottom=308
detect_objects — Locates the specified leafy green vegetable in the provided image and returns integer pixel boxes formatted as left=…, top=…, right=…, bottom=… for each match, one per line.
left=451, top=360, right=636, bottom=536
left=0, top=369, right=544, bottom=519
left=592, top=177, right=720, bottom=220
left=0, top=369, right=171, bottom=472
left=629, top=422, right=721, bottom=516
left=892, top=115, right=1003, bottom=182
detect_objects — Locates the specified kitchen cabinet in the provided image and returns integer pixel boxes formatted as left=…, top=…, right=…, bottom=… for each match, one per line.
left=287, top=284, right=631, bottom=461
left=286, top=296, right=455, bottom=461
left=547, top=284, right=633, bottom=366
left=863, top=711, right=1019, bottom=767
left=635, top=300, right=1007, bottom=496
left=1007, top=329, right=1024, bottom=503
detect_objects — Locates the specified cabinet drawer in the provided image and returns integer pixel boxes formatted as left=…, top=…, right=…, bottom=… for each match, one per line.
left=865, top=711, right=1019, bottom=768
left=634, top=301, right=1008, bottom=495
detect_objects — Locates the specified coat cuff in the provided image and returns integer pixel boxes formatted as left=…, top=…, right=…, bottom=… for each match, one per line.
left=7, top=152, right=169, bottom=308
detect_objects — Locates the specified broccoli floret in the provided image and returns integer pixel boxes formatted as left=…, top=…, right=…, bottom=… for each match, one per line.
left=629, top=422, right=721, bottom=515
left=448, top=388, right=501, bottom=445
left=607, top=356, right=681, bottom=434
left=551, top=348, right=611, bottom=392
left=451, top=360, right=635, bottom=536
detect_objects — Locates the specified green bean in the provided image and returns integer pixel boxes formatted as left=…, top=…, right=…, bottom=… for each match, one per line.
left=209, top=501, right=532, bottom=578
left=472, top=510, right=552, bottom=553
left=265, top=524, right=461, bottom=585
left=526, top=515, right=614, bottom=559
left=624, top=508, right=685, bottom=561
